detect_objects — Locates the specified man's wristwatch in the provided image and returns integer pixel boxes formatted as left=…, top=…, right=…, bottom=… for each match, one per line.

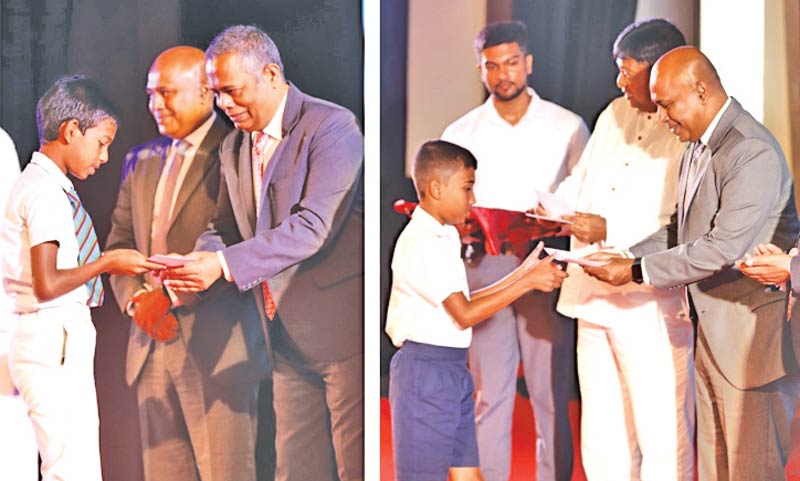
left=631, top=257, right=644, bottom=284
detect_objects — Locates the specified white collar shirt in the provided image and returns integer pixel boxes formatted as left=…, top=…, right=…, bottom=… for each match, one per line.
left=385, top=206, right=471, bottom=348
left=2, top=152, right=88, bottom=313
left=554, top=97, right=685, bottom=326
left=441, top=87, right=589, bottom=211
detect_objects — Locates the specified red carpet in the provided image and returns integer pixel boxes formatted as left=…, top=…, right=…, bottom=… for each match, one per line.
left=380, top=394, right=587, bottom=481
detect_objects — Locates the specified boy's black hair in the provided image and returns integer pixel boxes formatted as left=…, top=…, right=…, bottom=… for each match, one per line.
left=412, top=140, right=477, bottom=198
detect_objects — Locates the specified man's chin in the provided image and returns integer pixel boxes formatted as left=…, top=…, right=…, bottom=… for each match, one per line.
left=493, top=86, right=526, bottom=102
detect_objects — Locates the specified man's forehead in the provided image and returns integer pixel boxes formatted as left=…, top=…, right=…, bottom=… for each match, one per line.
left=481, top=42, right=526, bottom=61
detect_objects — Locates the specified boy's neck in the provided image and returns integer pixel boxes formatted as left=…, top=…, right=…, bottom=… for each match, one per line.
left=418, top=199, right=447, bottom=226
left=39, top=143, right=68, bottom=175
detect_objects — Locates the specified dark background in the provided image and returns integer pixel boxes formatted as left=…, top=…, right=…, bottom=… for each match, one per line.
left=1, top=1, right=362, bottom=479
left=379, top=0, right=639, bottom=379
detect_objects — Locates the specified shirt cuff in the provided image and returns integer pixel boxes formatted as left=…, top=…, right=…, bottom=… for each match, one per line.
left=217, top=250, right=233, bottom=282
left=641, top=256, right=652, bottom=286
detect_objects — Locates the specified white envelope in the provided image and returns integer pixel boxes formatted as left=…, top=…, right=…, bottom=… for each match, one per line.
left=536, top=191, right=574, bottom=219
left=147, top=254, right=196, bottom=268
left=544, top=247, right=608, bottom=267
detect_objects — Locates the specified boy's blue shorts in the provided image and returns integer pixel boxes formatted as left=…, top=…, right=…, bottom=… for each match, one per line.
left=389, top=340, right=479, bottom=481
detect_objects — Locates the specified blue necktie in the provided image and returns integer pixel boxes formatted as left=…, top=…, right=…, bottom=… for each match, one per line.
left=63, top=187, right=104, bottom=307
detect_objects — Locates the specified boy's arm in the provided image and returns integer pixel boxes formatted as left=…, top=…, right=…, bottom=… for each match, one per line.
left=30, top=242, right=161, bottom=302
left=443, top=253, right=566, bottom=329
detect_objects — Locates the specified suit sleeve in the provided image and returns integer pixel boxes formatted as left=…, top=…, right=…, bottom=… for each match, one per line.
left=106, top=150, right=147, bottom=313
left=638, top=139, right=786, bottom=289
left=221, top=109, right=363, bottom=291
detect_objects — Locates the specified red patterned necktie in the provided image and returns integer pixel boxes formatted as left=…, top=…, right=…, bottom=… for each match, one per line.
left=252, top=132, right=277, bottom=320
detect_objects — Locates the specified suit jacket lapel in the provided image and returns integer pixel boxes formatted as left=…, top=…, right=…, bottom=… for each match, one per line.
left=683, top=147, right=712, bottom=218
left=137, top=138, right=170, bottom=256
left=170, top=118, right=228, bottom=228
left=678, top=98, right=742, bottom=240
left=677, top=145, right=691, bottom=241
left=256, top=83, right=305, bottom=228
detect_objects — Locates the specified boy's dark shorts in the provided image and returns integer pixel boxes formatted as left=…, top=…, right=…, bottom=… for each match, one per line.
left=389, top=340, right=479, bottom=481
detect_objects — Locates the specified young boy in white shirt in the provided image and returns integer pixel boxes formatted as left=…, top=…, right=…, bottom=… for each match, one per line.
left=386, top=140, right=567, bottom=481
left=1, top=76, right=162, bottom=481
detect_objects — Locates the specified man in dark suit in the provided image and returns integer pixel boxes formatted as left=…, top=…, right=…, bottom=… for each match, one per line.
left=584, top=46, right=800, bottom=480
left=165, top=26, right=364, bottom=481
left=107, top=46, right=269, bottom=481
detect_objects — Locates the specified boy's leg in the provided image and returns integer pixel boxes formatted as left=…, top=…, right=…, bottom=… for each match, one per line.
left=390, top=344, right=463, bottom=481
left=10, top=307, right=101, bottom=481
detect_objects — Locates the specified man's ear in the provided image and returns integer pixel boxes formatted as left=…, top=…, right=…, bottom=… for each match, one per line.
left=526, top=54, right=534, bottom=76
left=696, top=81, right=707, bottom=102
left=263, top=63, right=283, bottom=86
left=59, top=119, right=81, bottom=144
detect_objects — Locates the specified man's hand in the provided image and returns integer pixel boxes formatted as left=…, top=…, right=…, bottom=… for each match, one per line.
left=582, top=253, right=633, bottom=286
left=527, top=204, right=563, bottom=231
left=162, top=251, right=223, bottom=292
left=736, top=253, right=792, bottom=285
left=561, top=212, right=606, bottom=244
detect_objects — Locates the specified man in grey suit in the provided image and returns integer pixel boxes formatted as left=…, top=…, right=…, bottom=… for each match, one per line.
left=165, top=26, right=364, bottom=481
left=584, top=46, right=800, bottom=480
left=107, top=46, right=269, bottom=481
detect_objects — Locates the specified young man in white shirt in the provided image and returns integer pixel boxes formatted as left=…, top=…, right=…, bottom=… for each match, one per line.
left=441, top=21, right=589, bottom=481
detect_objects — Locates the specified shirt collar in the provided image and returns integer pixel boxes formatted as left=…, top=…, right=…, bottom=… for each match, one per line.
left=699, top=96, right=732, bottom=147
left=177, top=111, right=216, bottom=152
left=412, top=205, right=460, bottom=241
left=30, top=151, right=75, bottom=192
left=252, top=91, right=288, bottom=142
left=482, top=86, right=541, bottom=124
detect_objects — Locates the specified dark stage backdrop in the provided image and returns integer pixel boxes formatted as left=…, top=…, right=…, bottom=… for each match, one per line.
left=1, top=1, right=362, bottom=480
left=379, top=0, right=636, bottom=378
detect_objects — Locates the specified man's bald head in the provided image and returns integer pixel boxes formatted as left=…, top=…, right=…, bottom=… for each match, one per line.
left=649, top=46, right=727, bottom=142
left=147, top=45, right=214, bottom=139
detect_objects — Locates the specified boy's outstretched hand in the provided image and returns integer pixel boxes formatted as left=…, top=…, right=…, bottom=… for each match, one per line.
left=103, top=249, right=164, bottom=276
left=519, top=251, right=567, bottom=292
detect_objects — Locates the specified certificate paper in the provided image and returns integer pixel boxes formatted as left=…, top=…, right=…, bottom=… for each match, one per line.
left=544, top=248, right=607, bottom=267
left=147, top=254, right=196, bottom=267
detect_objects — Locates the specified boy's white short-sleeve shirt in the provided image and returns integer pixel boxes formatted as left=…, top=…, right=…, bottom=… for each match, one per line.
left=386, top=206, right=471, bottom=348
left=2, top=152, right=88, bottom=313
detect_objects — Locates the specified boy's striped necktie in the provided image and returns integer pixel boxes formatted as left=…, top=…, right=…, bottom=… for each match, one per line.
left=63, top=186, right=104, bottom=307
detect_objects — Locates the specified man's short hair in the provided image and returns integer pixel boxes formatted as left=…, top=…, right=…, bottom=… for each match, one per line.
left=412, top=140, right=478, bottom=198
left=36, top=75, right=118, bottom=145
left=474, top=21, right=529, bottom=59
left=613, top=18, right=686, bottom=65
left=206, top=25, right=284, bottom=76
